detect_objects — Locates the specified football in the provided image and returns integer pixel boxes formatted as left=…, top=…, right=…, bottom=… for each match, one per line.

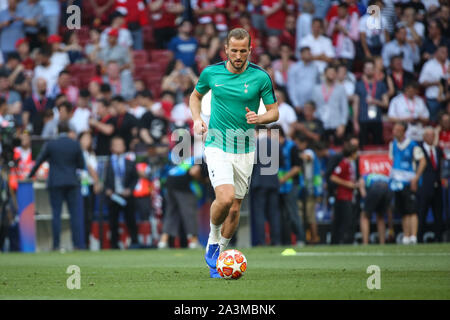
left=216, top=249, right=247, bottom=280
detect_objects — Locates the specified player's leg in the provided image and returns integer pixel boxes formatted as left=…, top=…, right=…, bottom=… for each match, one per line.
left=376, top=214, right=386, bottom=244
left=220, top=198, right=243, bottom=252
left=360, top=211, right=370, bottom=245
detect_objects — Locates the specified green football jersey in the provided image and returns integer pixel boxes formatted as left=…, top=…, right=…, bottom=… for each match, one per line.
left=195, top=61, right=277, bottom=154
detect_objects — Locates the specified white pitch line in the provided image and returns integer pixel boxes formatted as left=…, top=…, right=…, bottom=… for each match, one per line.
left=290, top=252, right=450, bottom=257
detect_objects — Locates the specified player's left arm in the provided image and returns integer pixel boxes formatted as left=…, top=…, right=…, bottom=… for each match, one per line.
left=245, top=103, right=279, bottom=125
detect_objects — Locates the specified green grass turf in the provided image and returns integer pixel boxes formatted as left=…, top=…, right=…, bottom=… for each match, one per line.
left=0, top=244, right=449, bottom=300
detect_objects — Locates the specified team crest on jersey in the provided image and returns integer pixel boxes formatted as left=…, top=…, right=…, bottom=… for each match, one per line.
left=244, top=83, right=249, bottom=93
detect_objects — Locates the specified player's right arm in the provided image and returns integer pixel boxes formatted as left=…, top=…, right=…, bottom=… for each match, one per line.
left=190, top=89, right=208, bottom=136
left=190, top=66, right=211, bottom=136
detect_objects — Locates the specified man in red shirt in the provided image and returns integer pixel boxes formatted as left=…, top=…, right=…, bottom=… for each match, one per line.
left=325, top=0, right=360, bottom=24
left=148, top=0, right=184, bottom=49
left=114, top=0, right=149, bottom=50
left=262, top=0, right=295, bottom=36
left=330, top=143, right=364, bottom=244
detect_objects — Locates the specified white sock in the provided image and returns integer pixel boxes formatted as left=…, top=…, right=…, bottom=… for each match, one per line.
left=219, top=236, right=231, bottom=253
left=207, top=222, right=222, bottom=246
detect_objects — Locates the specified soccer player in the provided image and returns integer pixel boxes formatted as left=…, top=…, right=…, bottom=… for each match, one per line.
left=189, top=28, right=279, bottom=278
left=389, top=122, right=426, bottom=245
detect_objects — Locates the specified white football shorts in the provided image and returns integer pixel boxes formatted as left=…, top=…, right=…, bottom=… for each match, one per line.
left=204, top=146, right=255, bottom=199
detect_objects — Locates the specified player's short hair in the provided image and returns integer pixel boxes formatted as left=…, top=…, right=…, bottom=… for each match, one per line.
left=226, top=28, right=251, bottom=48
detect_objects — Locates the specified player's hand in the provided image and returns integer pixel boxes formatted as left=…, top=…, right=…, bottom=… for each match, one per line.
left=410, top=177, right=418, bottom=192
left=245, top=107, right=259, bottom=124
left=193, top=119, right=207, bottom=136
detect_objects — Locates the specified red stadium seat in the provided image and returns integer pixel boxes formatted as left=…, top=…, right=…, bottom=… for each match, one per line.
left=133, top=62, right=163, bottom=78
left=149, top=49, right=173, bottom=71
left=132, top=50, right=149, bottom=67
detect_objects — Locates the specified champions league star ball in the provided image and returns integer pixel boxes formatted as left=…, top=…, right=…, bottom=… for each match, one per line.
left=216, top=249, right=247, bottom=280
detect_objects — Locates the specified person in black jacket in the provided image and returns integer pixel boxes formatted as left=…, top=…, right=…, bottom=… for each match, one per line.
left=418, top=127, right=445, bottom=243
left=104, top=136, right=139, bottom=249
left=28, top=121, right=85, bottom=250
left=249, top=125, right=283, bottom=246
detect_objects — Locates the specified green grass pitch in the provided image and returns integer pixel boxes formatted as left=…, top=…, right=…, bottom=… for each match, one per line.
left=1, top=244, right=449, bottom=300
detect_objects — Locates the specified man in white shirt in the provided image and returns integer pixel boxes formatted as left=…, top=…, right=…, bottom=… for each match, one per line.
left=70, top=89, right=91, bottom=135
left=273, top=88, right=297, bottom=135
left=99, top=11, right=133, bottom=49
left=388, top=81, right=429, bottom=141
left=299, top=18, right=335, bottom=73
left=32, top=46, right=60, bottom=96
left=418, top=44, right=449, bottom=122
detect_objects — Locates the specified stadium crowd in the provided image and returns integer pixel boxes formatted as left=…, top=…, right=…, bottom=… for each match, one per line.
left=0, top=0, right=449, bottom=251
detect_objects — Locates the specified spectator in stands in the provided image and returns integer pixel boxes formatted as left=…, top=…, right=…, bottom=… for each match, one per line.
left=326, top=1, right=359, bottom=68
left=114, top=0, right=149, bottom=50
left=50, top=69, right=79, bottom=105
left=308, top=0, right=331, bottom=20
left=48, top=34, right=70, bottom=76
left=88, top=0, right=116, bottom=27
left=192, top=0, right=229, bottom=36
left=41, top=98, right=70, bottom=138
left=279, top=14, right=296, bottom=51
left=128, top=93, right=146, bottom=120
left=325, top=0, right=359, bottom=23
left=157, top=156, right=208, bottom=249
left=89, top=98, right=116, bottom=156
left=168, top=20, right=198, bottom=70
left=438, top=3, right=450, bottom=35
left=138, top=89, right=170, bottom=148
left=111, top=95, right=138, bottom=151
left=274, top=124, right=304, bottom=246
left=388, top=81, right=430, bottom=142
left=249, top=0, right=267, bottom=36
left=196, top=22, right=222, bottom=64
left=421, top=19, right=450, bottom=62
left=28, top=121, right=86, bottom=250
left=289, top=100, right=324, bottom=144
left=70, top=89, right=92, bottom=135
left=386, top=54, right=415, bottom=98
left=353, top=59, right=389, bottom=146
left=330, top=142, right=362, bottom=244
left=272, top=43, right=295, bottom=89
left=78, top=131, right=100, bottom=249
left=100, top=11, right=133, bottom=50
left=85, top=28, right=102, bottom=63
left=16, top=38, right=34, bottom=71
left=104, top=135, right=139, bottom=249
left=299, top=18, right=335, bottom=73
left=0, top=70, right=21, bottom=119
left=102, top=60, right=136, bottom=101
left=381, top=23, right=420, bottom=74
left=418, top=127, right=445, bottom=243
left=62, top=30, right=85, bottom=64
left=271, top=88, right=296, bottom=135
left=336, top=63, right=358, bottom=121
left=39, top=0, right=60, bottom=36
left=419, top=44, right=449, bottom=123
left=401, top=5, right=424, bottom=47
left=148, top=0, right=184, bottom=49
left=264, top=35, right=281, bottom=61
left=97, top=28, right=132, bottom=71
left=287, top=46, right=320, bottom=114
left=17, top=0, right=42, bottom=52
left=0, top=0, right=25, bottom=61
left=250, top=125, right=281, bottom=246
left=262, top=0, right=295, bottom=37
left=0, top=52, right=28, bottom=97
left=295, top=0, right=313, bottom=55
left=359, top=0, right=389, bottom=58
left=312, top=65, right=348, bottom=145
left=161, top=59, right=198, bottom=103
left=171, top=90, right=193, bottom=130
left=257, top=52, right=272, bottom=70
left=389, top=121, right=426, bottom=245
left=22, top=77, right=54, bottom=135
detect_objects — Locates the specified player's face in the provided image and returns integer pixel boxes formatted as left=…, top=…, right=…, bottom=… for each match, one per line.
left=226, top=37, right=251, bottom=71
